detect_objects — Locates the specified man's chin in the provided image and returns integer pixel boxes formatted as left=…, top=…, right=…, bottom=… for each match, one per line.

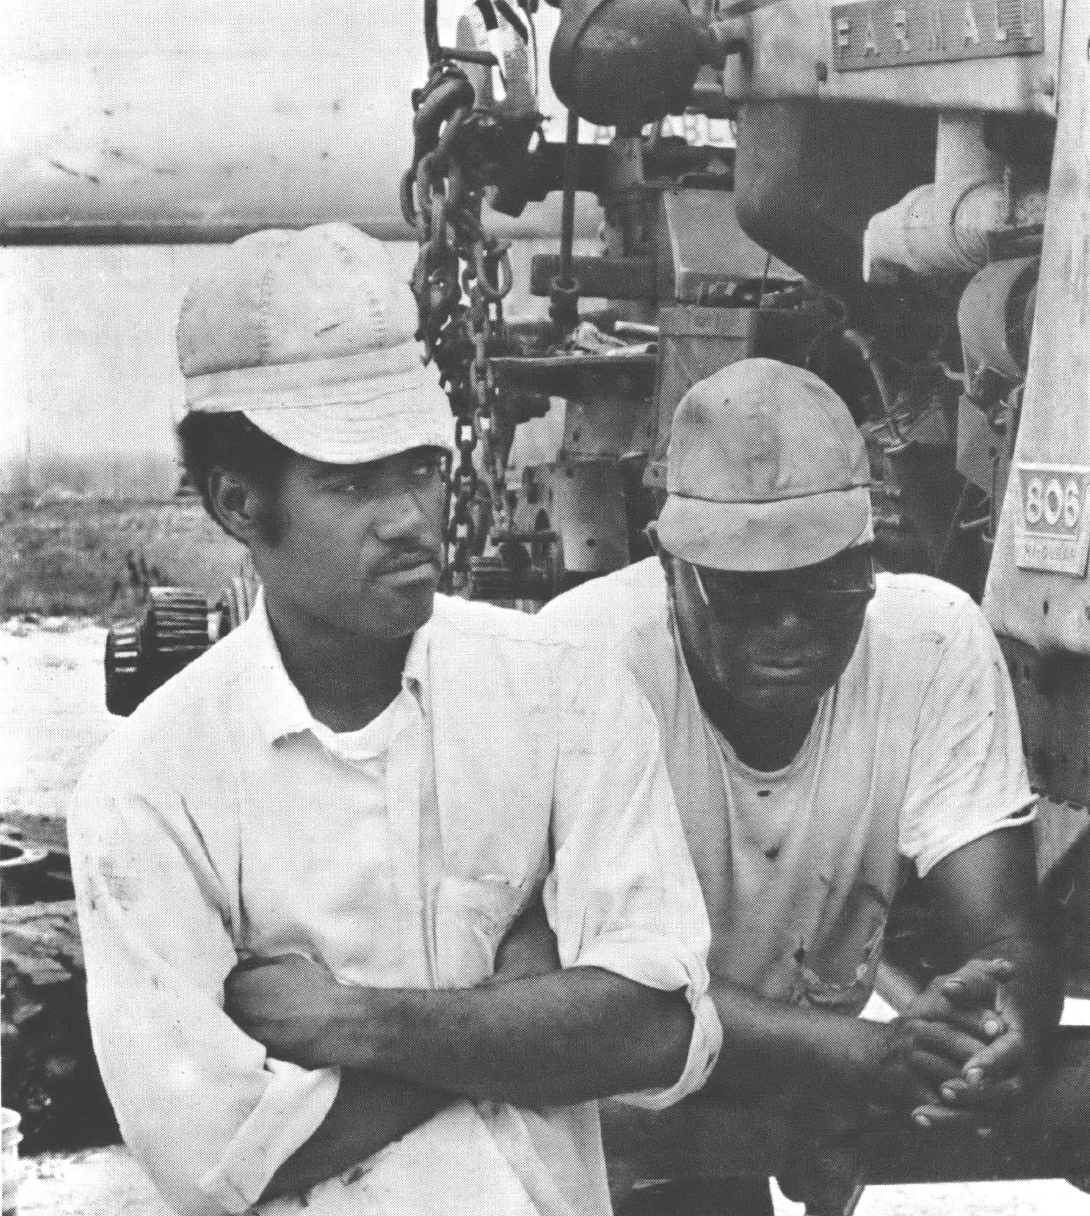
left=366, top=585, right=437, bottom=638
left=739, top=671, right=830, bottom=716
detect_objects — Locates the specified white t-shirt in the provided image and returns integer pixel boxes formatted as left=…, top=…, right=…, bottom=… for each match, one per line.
left=540, top=561, right=1035, bottom=1014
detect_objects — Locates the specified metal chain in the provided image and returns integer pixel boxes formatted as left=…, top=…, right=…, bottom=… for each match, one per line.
left=401, top=50, right=515, bottom=590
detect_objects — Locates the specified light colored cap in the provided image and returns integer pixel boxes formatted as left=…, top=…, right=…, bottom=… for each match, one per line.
left=656, top=358, right=874, bottom=572
left=177, top=223, right=452, bottom=464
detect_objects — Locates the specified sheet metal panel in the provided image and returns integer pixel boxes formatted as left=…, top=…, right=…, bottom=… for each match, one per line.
left=984, top=0, right=1090, bottom=654
left=830, top=0, right=1043, bottom=71
left=718, top=0, right=1062, bottom=114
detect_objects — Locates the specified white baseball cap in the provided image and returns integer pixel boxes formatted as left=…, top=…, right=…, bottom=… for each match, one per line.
left=656, top=358, right=874, bottom=571
left=177, top=223, right=453, bottom=463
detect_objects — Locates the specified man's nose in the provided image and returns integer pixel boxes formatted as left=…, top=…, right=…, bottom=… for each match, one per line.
left=768, top=597, right=811, bottom=637
left=373, top=485, right=438, bottom=544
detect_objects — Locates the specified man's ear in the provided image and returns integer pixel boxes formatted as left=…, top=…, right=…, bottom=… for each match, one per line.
left=208, top=466, right=263, bottom=546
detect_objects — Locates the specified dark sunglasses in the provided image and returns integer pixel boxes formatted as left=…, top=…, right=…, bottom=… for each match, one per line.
left=692, top=559, right=876, bottom=624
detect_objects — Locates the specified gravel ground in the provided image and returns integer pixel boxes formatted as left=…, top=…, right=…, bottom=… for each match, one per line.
left=3, top=619, right=1090, bottom=1216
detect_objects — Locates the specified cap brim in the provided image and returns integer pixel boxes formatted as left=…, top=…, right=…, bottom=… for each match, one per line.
left=243, top=376, right=453, bottom=465
left=656, top=487, right=874, bottom=572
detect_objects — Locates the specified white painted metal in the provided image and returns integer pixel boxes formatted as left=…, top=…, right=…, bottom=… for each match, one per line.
left=717, top=0, right=1063, bottom=115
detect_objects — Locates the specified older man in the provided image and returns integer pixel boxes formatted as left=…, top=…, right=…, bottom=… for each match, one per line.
left=539, top=358, right=1060, bottom=1215
left=69, top=224, right=720, bottom=1216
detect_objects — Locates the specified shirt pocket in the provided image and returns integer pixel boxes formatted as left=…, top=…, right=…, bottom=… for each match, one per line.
left=432, top=875, right=528, bottom=988
left=789, top=884, right=889, bottom=1016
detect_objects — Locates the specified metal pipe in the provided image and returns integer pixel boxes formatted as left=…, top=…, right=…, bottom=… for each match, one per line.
left=549, top=106, right=582, bottom=332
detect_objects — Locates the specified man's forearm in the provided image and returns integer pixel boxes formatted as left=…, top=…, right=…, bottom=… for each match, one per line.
left=293, top=967, right=693, bottom=1107
left=262, top=1070, right=448, bottom=1202
left=705, top=978, right=881, bottom=1104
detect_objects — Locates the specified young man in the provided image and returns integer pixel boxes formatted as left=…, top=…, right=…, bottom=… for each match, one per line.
left=69, top=224, right=720, bottom=1216
left=539, top=358, right=1061, bottom=1215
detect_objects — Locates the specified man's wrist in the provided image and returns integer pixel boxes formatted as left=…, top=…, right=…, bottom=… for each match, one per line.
left=301, top=984, right=379, bottom=1071
left=833, top=1016, right=890, bottom=1100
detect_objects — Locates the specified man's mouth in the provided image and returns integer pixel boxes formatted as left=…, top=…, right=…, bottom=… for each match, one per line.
left=375, top=551, right=440, bottom=583
left=754, top=651, right=825, bottom=669
left=750, top=653, right=827, bottom=681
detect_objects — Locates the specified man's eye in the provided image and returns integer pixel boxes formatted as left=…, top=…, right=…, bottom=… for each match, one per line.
left=410, top=456, right=443, bottom=479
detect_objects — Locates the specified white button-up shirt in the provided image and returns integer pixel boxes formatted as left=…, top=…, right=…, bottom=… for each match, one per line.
left=70, top=592, right=720, bottom=1216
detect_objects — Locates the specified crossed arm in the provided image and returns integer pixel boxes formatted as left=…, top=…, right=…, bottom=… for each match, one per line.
left=230, top=905, right=693, bottom=1200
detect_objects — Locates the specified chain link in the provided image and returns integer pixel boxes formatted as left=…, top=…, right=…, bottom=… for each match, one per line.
left=402, top=55, right=516, bottom=591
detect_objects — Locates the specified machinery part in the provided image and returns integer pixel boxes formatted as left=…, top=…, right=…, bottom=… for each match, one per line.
left=656, top=188, right=798, bottom=305
left=733, top=100, right=940, bottom=347
left=530, top=255, right=656, bottom=301
left=549, top=0, right=742, bottom=130
left=647, top=305, right=751, bottom=489
left=983, top=0, right=1090, bottom=651
left=716, top=0, right=1060, bottom=114
left=551, top=0, right=706, bottom=129
left=552, top=459, right=631, bottom=574
left=216, top=572, right=261, bottom=638
left=468, top=553, right=555, bottom=602
left=863, top=177, right=1046, bottom=283
left=1000, top=637, right=1090, bottom=809
left=141, top=588, right=213, bottom=685
left=103, top=617, right=145, bottom=717
left=402, top=37, right=520, bottom=590
left=0, top=839, right=49, bottom=907
left=103, top=588, right=211, bottom=717
left=550, top=107, right=582, bottom=333
left=959, top=257, right=1039, bottom=383
left=865, top=112, right=1046, bottom=284
left=105, top=575, right=261, bottom=714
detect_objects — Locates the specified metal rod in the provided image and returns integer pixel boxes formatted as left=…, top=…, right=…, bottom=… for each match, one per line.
left=559, top=107, right=578, bottom=288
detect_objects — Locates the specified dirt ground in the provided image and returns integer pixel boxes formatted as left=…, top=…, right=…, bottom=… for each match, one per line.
left=2, top=589, right=1090, bottom=1214
left=9, top=1145, right=1090, bottom=1216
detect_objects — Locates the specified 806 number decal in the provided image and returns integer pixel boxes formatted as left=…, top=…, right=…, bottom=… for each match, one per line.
left=1015, top=465, right=1090, bottom=576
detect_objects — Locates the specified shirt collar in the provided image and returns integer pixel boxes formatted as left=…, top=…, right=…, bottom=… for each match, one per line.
left=241, top=588, right=434, bottom=746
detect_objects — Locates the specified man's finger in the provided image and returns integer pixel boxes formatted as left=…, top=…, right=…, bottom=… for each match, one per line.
left=960, top=1028, right=1026, bottom=1086
left=907, top=1048, right=967, bottom=1086
left=938, top=959, right=1014, bottom=1011
left=911, top=1019, right=994, bottom=1066
left=937, top=1074, right=1027, bottom=1110
left=911, top=1103, right=975, bottom=1128
left=908, top=995, right=1005, bottom=1041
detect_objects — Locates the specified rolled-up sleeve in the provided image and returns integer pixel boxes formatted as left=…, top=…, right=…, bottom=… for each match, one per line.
left=69, top=760, right=339, bottom=1216
left=899, top=597, right=1036, bottom=878
left=544, top=648, right=722, bottom=1109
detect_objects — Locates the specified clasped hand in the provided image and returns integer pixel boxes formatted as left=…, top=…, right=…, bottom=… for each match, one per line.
left=875, top=956, right=1032, bottom=1126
